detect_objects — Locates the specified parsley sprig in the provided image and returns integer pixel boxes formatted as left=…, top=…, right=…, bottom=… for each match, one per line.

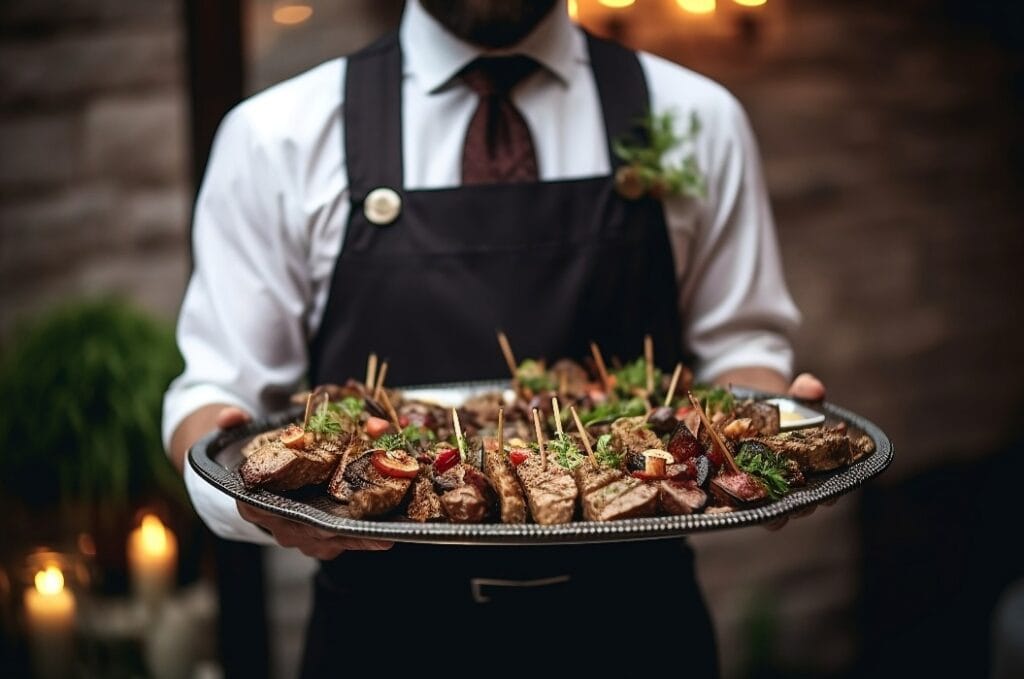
left=594, top=434, right=623, bottom=469
left=305, top=403, right=344, bottom=438
left=613, top=358, right=662, bottom=397
left=613, top=110, right=706, bottom=199
left=578, top=397, right=647, bottom=425
left=735, top=442, right=791, bottom=500
left=549, top=434, right=584, bottom=471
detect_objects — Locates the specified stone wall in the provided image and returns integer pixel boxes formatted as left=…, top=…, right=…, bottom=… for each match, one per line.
left=0, top=0, right=190, bottom=336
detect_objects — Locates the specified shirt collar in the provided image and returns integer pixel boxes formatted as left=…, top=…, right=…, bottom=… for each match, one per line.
left=400, top=0, right=582, bottom=93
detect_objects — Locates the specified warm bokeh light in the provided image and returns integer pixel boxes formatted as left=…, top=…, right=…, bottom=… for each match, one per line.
left=272, top=4, right=313, bottom=25
left=677, top=0, right=716, bottom=14
left=140, top=514, right=170, bottom=555
left=598, top=0, right=636, bottom=7
left=568, top=0, right=579, bottom=20
left=734, top=0, right=767, bottom=6
left=34, top=566, right=64, bottom=596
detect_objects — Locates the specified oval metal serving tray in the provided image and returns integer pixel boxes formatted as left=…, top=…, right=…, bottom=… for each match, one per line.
left=188, top=381, right=893, bottom=545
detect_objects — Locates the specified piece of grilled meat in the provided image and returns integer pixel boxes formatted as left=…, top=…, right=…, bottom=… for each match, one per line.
left=709, top=471, right=769, bottom=506
left=482, top=438, right=528, bottom=523
left=345, top=452, right=414, bottom=519
left=327, top=439, right=369, bottom=503
left=432, top=462, right=497, bottom=523
left=732, top=400, right=781, bottom=436
left=514, top=451, right=578, bottom=524
left=578, top=469, right=659, bottom=521
left=753, top=426, right=871, bottom=473
left=406, top=472, right=446, bottom=522
left=658, top=479, right=708, bottom=515
left=239, top=436, right=343, bottom=492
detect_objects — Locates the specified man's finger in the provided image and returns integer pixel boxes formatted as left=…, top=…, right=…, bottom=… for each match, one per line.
left=217, top=406, right=252, bottom=429
left=788, top=373, right=826, bottom=401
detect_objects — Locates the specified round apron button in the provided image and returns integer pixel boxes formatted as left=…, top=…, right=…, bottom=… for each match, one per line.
left=363, top=187, right=402, bottom=225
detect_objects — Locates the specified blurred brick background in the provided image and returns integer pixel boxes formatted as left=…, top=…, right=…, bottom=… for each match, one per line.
left=2, top=1, right=1022, bottom=677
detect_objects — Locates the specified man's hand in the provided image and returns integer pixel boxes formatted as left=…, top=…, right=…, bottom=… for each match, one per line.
left=236, top=502, right=393, bottom=560
left=787, top=372, right=826, bottom=401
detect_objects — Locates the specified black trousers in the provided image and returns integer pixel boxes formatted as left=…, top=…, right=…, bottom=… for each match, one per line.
left=300, top=539, right=719, bottom=677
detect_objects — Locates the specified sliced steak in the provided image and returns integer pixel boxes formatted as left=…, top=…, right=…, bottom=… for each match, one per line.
left=347, top=454, right=414, bottom=519
left=709, top=471, right=768, bottom=507
left=580, top=476, right=659, bottom=522
left=733, top=400, right=781, bottom=436
left=611, top=416, right=663, bottom=456
left=482, top=439, right=528, bottom=524
left=327, top=440, right=369, bottom=503
left=515, top=454, right=578, bottom=524
left=239, top=437, right=341, bottom=491
left=406, top=473, right=446, bottom=522
left=433, top=464, right=496, bottom=523
left=658, top=480, right=707, bottom=515
left=754, top=428, right=854, bottom=473
left=572, top=463, right=624, bottom=496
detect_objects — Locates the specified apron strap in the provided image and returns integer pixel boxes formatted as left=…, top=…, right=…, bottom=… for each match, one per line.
left=584, top=31, right=651, bottom=170
left=343, top=30, right=651, bottom=197
left=344, top=31, right=403, bottom=200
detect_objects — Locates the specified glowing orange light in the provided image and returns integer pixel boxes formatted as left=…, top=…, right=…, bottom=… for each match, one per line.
left=273, top=4, right=313, bottom=25
left=598, top=0, right=636, bottom=7
left=568, top=0, right=579, bottom=19
left=677, top=0, right=716, bottom=13
left=34, top=566, right=64, bottom=596
left=734, top=0, right=767, bottom=6
left=139, top=514, right=170, bottom=556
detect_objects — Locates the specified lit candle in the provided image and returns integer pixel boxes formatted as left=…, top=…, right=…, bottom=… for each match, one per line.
left=127, top=514, right=178, bottom=610
left=24, top=565, right=76, bottom=678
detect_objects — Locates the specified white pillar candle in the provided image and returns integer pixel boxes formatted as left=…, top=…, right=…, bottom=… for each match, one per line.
left=24, top=565, right=76, bottom=678
left=127, top=514, right=178, bottom=611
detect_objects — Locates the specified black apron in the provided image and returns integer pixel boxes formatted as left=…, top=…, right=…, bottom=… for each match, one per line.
left=301, top=32, right=718, bottom=677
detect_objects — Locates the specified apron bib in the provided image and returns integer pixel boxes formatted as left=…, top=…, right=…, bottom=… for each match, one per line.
left=301, top=32, right=717, bottom=678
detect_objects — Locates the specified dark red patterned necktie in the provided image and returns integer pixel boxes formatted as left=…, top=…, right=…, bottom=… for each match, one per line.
left=460, top=56, right=540, bottom=185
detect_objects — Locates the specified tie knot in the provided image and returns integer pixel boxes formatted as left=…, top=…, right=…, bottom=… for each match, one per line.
left=460, top=55, right=540, bottom=97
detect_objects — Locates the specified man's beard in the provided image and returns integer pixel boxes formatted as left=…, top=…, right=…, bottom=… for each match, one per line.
left=420, top=0, right=560, bottom=48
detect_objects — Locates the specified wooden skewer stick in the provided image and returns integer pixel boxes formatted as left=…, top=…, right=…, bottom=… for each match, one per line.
left=590, top=342, right=612, bottom=394
left=558, top=367, right=568, bottom=399
left=532, top=408, right=547, bottom=471
left=688, top=391, right=740, bottom=474
left=496, top=407, right=505, bottom=457
left=644, top=334, right=654, bottom=395
left=664, top=363, right=683, bottom=408
left=373, top=360, right=389, bottom=401
left=496, top=331, right=518, bottom=379
left=365, top=353, right=378, bottom=391
left=551, top=397, right=564, bottom=437
left=570, top=406, right=597, bottom=466
left=452, top=407, right=466, bottom=463
left=302, top=390, right=316, bottom=428
left=379, top=389, right=402, bottom=431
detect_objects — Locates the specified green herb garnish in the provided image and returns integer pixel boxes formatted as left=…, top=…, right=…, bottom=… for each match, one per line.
left=735, top=442, right=790, bottom=500
left=376, top=432, right=406, bottom=452
left=401, top=424, right=436, bottom=445
left=579, top=397, right=648, bottom=425
left=594, top=434, right=623, bottom=469
left=548, top=434, right=584, bottom=470
left=305, top=403, right=344, bottom=438
left=613, top=110, right=705, bottom=199
left=613, top=357, right=662, bottom=397
left=516, top=359, right=555, bottom=393
left=332, top=396, right=363, bottom=421
left=690, top=385, right=735, bottom=417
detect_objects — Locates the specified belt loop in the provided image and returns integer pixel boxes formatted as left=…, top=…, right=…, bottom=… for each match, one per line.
left=469, top=575, right=572, bottom=604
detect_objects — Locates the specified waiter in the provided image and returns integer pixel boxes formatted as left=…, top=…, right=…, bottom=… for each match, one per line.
left=165, top=0, right=824, bottom=675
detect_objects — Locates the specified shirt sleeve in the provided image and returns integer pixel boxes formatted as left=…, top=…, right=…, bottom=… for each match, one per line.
left=664, top=84, right=801, bottom=383
left=163, top=103, right=313, bottom=542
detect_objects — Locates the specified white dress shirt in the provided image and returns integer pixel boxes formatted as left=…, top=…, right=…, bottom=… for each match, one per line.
left=165, top=0, right=801, bottom=543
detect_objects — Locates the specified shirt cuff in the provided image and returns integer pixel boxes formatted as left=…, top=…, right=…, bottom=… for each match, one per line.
left=162, top=382, right=258, bottom=451
left=184, top=460, right=278, bottom=545
left=693, top=331, right=794, bottom=386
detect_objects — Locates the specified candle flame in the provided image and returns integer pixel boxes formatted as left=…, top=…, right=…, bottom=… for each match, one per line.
left=272, top=4, right=313, bottom=26
left=34, top=566, right=64, bottom=596
left=598, top=0, right=636, bottom=7
left=677, top=0, right=716, bottom=14
left=140, top=514, right=169, bottom=554
left=734, top=0, right=766, bottom=6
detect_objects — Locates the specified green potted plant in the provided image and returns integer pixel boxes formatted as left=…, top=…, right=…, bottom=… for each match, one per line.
left=0, top=299, right=190, bottom=590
